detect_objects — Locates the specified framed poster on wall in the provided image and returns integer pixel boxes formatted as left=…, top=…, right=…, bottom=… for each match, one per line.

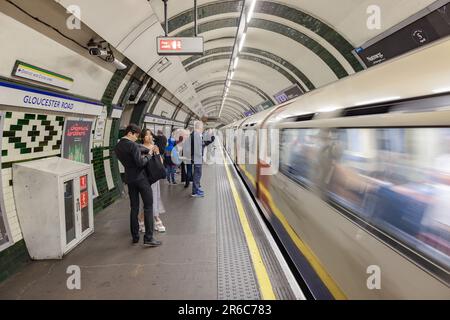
left=62, top=119, right=98, bottom=198
left=63, top=120, right=93, bottom=164
left=0, top=112, right=12, bottom=250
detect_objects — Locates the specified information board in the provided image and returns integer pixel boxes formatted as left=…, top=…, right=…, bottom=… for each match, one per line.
left=274, top=84, right=303, bottom=104
left=157, top=37, right=204, bottom=55
left=356, top=3, right=450, bottom=67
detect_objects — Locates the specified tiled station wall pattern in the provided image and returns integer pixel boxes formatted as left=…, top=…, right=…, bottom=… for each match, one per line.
left=0, top=59, right=132, bottom=283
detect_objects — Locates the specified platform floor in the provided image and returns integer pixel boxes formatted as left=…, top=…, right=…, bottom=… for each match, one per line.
left=0, top=150, right=300, bottom=300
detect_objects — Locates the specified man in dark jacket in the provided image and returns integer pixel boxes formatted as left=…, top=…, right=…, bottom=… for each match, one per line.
left=115, top=124, right=162, bottom=247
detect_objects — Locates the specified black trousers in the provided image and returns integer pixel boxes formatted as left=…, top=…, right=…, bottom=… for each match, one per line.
left=181, top=162, right=193, bottom=184
left=128, top=179, right=154, bottom=241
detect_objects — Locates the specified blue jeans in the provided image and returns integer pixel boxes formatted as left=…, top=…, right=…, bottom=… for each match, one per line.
left=192, top=164, right=203, bottom=195
left=166, top=166, right=176, bottom=183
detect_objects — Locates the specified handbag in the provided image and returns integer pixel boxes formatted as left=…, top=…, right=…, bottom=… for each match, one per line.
left=145, top=155, right=167, bottom=185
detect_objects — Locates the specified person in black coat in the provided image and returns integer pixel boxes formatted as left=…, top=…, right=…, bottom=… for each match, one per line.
left=154, top=130, right=168, bottom=161
left=114, top=124, right=162, bottom=247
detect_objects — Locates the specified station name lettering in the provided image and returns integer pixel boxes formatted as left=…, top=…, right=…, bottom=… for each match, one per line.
left=23, top=95, right=74, bottom=110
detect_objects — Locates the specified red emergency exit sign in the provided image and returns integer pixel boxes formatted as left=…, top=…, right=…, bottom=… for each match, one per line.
left=157, top=37, right=204, bottom=56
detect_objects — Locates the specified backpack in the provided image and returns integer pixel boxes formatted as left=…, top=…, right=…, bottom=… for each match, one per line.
left=171, top=147, right=182, bottom=166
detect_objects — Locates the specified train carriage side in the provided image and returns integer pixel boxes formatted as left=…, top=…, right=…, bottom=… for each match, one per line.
left=257, top=38, right=450, bottom=299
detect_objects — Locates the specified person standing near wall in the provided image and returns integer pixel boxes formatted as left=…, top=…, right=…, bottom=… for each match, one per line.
left=114, top=124, right=162, bottom=247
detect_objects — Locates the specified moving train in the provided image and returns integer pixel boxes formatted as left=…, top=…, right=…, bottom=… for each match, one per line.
left=221, top=38, right=450, bottom=299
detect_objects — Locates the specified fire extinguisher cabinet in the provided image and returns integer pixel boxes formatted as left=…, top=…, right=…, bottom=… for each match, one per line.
left=13, top=157, right=94, bottom=260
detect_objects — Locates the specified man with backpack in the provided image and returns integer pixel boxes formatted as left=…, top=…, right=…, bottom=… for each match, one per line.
left=164, top=135, right=178, bottom=184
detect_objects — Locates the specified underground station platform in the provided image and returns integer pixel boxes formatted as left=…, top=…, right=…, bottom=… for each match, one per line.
left=0, top=148, right=304, bottom=301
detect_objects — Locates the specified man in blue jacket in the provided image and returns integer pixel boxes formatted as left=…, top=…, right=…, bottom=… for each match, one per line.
left=115, top=124, right=162, bottom=247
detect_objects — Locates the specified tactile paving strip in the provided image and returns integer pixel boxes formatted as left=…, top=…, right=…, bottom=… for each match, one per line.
left=238, top=186, right=297, bottom=300
left=216, top=164, right=261, bottom=300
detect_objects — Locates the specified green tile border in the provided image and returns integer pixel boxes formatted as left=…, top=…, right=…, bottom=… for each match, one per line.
left=183, top=46, right=316, bottom=91
left=185, top=53, right=303, bottom=90
left=196, top=80, right=274, bottom=103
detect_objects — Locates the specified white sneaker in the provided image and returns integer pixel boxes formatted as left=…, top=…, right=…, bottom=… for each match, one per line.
left=139, top=222, right=145, bottom=233
left=155, top=221, right=166, bottom=233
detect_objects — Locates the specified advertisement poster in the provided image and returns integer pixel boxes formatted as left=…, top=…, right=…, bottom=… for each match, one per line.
left=63, top=120, right=98, bottom=198
left=63, top=120, right=93, bottom=164
left=0, top=113, right=10, bottom=249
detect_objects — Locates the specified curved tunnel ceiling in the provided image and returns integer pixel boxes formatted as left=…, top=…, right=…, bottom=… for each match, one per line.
left=146, top=0, right=437, bottom=124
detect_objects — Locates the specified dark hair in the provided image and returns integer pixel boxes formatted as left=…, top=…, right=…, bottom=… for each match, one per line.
left=140, top=128, right=153, bottom=142
left=125, top=124, right=141, bottom=136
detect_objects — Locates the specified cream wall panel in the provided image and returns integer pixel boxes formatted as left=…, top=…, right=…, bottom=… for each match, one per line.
left=0, top=12, right=113, bottom=100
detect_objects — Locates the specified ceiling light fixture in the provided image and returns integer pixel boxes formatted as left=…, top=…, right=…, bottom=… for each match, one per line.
left=233, top=57, right=239, bottom=69
left=239, top=33, right=247, bottom=52
left=219, top=0, right=253, bottom=119
left=247, top=0, right=257, bottom=24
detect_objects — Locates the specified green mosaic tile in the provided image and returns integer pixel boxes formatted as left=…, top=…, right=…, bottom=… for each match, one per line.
left=52, top=145, right=61, bottom=150
left=10, top=125, right=23, bottom=131
left=17, top=119, right=30, bottom=126
left=20, top=148, right=32, bottom=154
left=2, top=150, right=7, bottom=157
left=24, top=114, right=36, bottom=120
left=9, top=137, right=21, bottom=144
left=37, top=115, right=47, bottom=120
left=27, top=131, right=40, bottom=137
left=33, top=147, right=44, bottom=153
left=5, top=112, right=12, bottom=119
left=15, top=142, right=26, bottom=149
left=55, top=116, right=64, bottom=122
left=2, top=131, right=15, bottom=138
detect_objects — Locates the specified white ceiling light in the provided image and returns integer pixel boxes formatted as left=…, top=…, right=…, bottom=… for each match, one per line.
left=239, top=33, right=247, bottom=52
left=233, top=57, right=239, bottom=69
left=230, top=71, right=235, bottom=79
left=247, top=0, right=257, bottom=24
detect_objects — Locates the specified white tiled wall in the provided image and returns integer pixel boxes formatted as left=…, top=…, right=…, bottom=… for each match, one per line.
left=1, top=112, right=64, bottom=245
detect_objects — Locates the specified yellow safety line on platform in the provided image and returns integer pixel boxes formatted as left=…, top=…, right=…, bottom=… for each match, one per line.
left=239, top=164, right=257, bottom=189
left=221, top=149, right=276, bottom=300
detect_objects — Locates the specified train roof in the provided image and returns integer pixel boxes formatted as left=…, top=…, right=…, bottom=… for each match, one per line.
left=264, top=37, right=450, bottom=125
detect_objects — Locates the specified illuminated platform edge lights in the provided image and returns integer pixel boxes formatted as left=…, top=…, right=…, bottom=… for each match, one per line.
left=218, top=0, right=257, bottom=119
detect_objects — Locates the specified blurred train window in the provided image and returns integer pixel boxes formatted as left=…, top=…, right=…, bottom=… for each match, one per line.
left=324, top=127, right=450, bottom=271
left=280, top=129, right=320, bottom=187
